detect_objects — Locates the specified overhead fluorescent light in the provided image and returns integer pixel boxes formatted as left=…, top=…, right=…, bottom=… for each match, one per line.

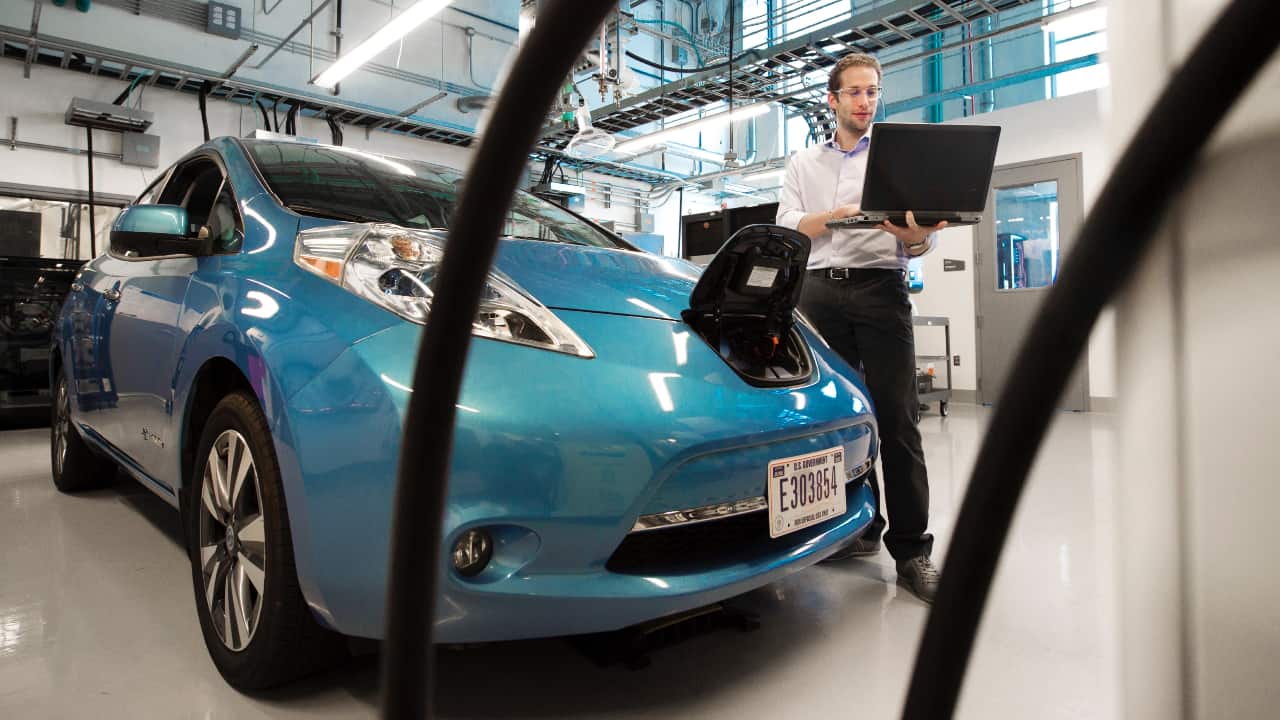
left=313, top=0, right=454, bottom=88
left=614, top=103, right=772, bottom=155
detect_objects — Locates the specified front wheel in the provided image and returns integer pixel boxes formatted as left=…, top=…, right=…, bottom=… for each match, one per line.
left=186, top=390, right=344, bottom=689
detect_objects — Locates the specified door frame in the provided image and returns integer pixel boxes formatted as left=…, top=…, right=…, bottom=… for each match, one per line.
left=973, top=152, right=1089, bottom=410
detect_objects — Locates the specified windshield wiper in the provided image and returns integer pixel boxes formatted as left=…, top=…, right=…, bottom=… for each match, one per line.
left=286, top=204, right=371, bottom=223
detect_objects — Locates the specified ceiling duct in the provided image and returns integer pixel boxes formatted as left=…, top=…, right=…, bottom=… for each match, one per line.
left=64, top=97, right=154, bottom=132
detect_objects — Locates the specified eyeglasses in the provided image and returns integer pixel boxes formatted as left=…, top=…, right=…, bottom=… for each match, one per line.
left=833, top=86, right=882, bottom=100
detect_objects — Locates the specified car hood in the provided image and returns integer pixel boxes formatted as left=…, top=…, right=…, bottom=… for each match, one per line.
left=490, top=239, right=702, bottom=321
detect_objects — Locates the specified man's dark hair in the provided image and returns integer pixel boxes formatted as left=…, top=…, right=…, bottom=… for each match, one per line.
left=827, top=53, right=883, bottom=93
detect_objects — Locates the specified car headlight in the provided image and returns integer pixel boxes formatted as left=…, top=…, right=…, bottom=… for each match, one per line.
left=294, top=223, right=594, bottom=358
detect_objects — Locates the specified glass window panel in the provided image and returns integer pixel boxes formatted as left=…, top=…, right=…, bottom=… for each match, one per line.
left=994, top=180, right=1059, bottom=290
left=1055, top=63, right=1111, bottom=97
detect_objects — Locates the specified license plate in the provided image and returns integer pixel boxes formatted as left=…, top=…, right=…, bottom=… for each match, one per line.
left=766, top=446, right=846, bottom=538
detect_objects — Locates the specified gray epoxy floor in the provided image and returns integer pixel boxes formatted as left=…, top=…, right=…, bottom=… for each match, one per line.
left=0, top=403, right=1115, bottom=719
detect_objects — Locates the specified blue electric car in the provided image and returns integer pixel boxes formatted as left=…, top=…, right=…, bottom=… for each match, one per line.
left=50, top=138, right=878, bottom=688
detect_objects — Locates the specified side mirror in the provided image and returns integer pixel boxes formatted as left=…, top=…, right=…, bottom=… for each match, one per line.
left=110, top=205, right=211, bottom=258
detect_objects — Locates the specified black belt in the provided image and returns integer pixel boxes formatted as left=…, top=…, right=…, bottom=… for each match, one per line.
left=808, top=267, right=905, bottom=281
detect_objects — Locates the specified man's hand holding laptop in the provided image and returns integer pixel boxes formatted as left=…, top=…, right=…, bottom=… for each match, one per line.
left=881, top=210, right=946, bottom=257
left=828, top=205, right=946, bottom=257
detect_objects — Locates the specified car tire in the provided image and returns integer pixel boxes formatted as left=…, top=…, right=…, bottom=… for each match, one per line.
left=186, top=390, right=345, bottom=690
left=50, top=374, right=115, bottom=492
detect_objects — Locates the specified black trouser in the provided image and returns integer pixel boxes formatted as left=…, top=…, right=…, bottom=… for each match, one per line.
left=799, top=268, right=933, bottom=561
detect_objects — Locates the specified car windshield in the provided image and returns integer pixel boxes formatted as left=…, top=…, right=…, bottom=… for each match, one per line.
left=243, top=140, right=622, bottom=249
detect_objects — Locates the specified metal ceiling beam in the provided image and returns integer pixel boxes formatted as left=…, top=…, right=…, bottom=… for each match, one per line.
left=549, top=0, right=937, bottom=137
left=540, top=0, right=1027, bottom=150
left=908, top=10, right=943, bottom=33
left=932, top=1, right=971, bottom=25
left=23, top=0, right=40, bottom=79
left=221, top=44, right=260, bottom=79
left=881, top=19, right=918, bottom=42
left=250, top=0, right=333, bottom=70
left=882, top=52, right=1100, bottom=115
left=853, top=27, right=893, bottom=49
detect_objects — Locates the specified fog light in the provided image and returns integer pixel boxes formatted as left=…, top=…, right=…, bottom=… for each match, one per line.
left=452, top=529, right=492, bottom=577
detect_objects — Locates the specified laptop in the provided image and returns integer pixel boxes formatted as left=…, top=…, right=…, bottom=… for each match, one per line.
left=825, top=123, right=1001, bottom=229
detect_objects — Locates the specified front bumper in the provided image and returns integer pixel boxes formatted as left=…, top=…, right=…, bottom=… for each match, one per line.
left=281, top=309, right=877, bottom=640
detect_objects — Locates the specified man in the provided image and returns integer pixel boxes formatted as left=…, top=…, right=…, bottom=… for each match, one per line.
left=776, top=53, right=942, bottom=603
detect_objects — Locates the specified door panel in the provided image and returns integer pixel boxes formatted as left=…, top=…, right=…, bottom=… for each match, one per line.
left=101, top=254, right=195, bottom=477
left=974, top=157, right=1090, bottom=411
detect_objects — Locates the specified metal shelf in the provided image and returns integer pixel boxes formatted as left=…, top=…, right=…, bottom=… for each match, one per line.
left=912, top=315, right=951, bottom=327
left=913, top=314, right=953, bottom=416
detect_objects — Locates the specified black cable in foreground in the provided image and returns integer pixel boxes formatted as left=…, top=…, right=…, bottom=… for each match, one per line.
left=379, top=2, right=617, bottom=718
left=902, top=2, right=1280, bottom=718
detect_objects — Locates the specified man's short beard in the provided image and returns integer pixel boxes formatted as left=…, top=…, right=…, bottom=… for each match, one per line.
left=841, top=114, right=870, bottom=135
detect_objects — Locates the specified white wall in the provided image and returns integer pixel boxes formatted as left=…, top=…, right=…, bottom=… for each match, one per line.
left=0, top=58, right=632, bottom=237
left=0, top=0, right=517, bottom=133
left=911, top=89, right=1116, bottom=400
left=1108, top=1, right=1280, bottom=718
left=0, top=60, right=474, bottom=198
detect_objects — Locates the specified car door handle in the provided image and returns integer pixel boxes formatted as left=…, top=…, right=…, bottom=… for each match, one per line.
left=103, top=288, right=121, bottom=302
left=71, top=282, right=84, bottom=292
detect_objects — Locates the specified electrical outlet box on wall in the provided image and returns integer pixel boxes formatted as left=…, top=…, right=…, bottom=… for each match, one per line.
left=120, top=132, right=161, bottom=168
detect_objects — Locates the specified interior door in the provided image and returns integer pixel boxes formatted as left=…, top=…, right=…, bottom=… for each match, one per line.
left=974, top=156, right=1090, bottom=411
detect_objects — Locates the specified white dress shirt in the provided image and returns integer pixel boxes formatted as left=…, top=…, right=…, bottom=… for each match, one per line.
left=775, top=131, right=936, bottom=271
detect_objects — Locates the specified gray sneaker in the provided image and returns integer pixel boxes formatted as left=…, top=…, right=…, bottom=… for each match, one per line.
left=820, top=536, right=881, bottom=563
left=896, top=555, right=940, bottom=604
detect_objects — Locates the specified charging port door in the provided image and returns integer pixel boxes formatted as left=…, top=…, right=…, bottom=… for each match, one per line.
left=683, top=224, right=813, bottom=387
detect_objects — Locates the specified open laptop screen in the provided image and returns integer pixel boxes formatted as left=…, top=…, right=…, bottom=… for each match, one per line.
left=861, top=124, right=1001, bottom=213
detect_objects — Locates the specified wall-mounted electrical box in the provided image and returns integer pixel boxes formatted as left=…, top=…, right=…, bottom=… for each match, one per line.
left=207, top=2, right=242, bottom=39
left=120, top=132, right=161, bottom=168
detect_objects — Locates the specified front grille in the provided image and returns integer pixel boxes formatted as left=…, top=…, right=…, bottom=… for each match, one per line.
left=606, top=481, right=863, bottom=575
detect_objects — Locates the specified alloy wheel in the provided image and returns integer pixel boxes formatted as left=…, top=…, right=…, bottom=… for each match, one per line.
left=197, top=429, right=267, bottom=651
left=52, top=381, right=69, bottom=477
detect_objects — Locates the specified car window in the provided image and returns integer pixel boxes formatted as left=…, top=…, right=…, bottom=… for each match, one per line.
left=158, top=157, right=241, bottom=253
left=206, top=191, right=240, bottom=253
left=135, top=173, right=167, bottom=206
left=244, top=140, right=623, bottom=249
